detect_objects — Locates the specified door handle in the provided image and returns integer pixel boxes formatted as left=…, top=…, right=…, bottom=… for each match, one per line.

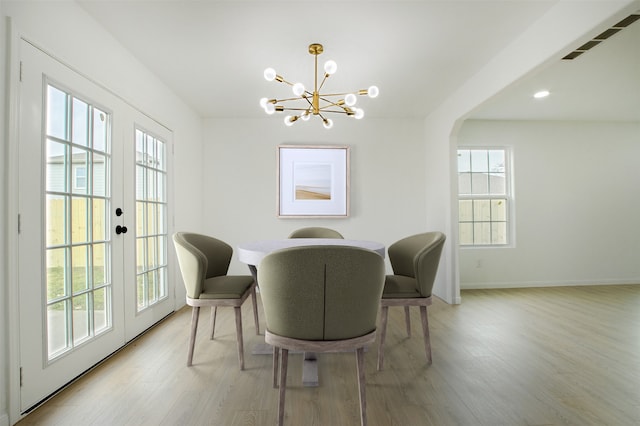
left=115, top=208, right=124, bottom=216
left=116, top=225, right=128, bottom=235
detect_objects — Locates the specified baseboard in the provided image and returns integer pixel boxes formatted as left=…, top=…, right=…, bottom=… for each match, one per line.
left=461, top=279, right=640, bottom=290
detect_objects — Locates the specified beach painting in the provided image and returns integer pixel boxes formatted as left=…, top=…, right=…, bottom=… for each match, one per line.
left=294, top=162, right=332, bottom=200
left=277, top=144, right=349, bottom=217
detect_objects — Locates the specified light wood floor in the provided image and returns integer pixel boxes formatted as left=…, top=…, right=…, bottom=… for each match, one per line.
left=17, top=284, right=640, bottom=426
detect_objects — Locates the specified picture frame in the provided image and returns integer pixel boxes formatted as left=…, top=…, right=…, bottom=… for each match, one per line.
left=277, top=144, right=350, bottom=218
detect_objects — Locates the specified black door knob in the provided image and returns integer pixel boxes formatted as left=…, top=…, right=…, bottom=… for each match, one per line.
left=116, top=225, right=128, bottom=234
left=116, top=208, right=123, bottom=216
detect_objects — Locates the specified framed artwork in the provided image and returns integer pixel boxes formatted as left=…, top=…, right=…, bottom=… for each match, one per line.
left=277, top=144, right=350, bottom=218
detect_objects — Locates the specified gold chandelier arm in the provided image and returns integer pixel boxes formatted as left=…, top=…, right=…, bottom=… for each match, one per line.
left=273, top=96, right=309, bottom=103
left=318, top=73, right=330, bottom=92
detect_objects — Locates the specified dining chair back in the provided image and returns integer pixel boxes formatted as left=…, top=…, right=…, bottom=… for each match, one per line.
left=173, top=232, right=259, bottom=369
left=287, top=227, right=344, bottom=239
left=258, top=245, right=385, bottom=426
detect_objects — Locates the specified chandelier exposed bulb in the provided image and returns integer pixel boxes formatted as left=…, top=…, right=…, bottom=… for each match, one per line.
left=292, top=83, right=305, bottom=96
left=345, top=93, right=357, bottom=106
left=324, top=60, right=337, bottom=75
left=264, top=68, right=276, bottom=82
left=261, top=43, right=378, bottom=128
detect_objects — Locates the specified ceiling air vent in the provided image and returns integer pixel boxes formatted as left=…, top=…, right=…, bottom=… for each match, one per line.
left=562, top=13, right=640, bottom=60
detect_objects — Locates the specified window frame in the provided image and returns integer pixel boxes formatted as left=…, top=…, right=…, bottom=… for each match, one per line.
left=457, top=146, right=515, bottom=248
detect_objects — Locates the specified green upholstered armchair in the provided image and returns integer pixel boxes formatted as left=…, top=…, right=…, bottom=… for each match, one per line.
left=173, top=232, right=259, bottom=369
left=287, top=227, right=344, bottom=239
left=258, top=245, right=385, bottom=426
left=377, top=232, right=446, bottom=370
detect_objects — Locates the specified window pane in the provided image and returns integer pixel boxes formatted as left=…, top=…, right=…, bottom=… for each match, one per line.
left=459, top=200, right=473, bottom=221
left=471, top=172, right=489, bottom=194
left=72, top=147, right=89, bottom=194
left=94, top=287, right=109, bottom=333
left=158, top=204, right=167, bottom=234
left=93, top=243, right=107, bottom=286
left=47, top=86, right=68, bottom=140
left=491, top=199, right=507, bottom=221
left=147, top=204, right=157, bottom=235
left=47, top=301, right=69, bottom=356
left=457, top=150, right=471, bottom=172
left=137, top=238, right=145, bottom=274
left=488, top=150, right=505, bottom=172
left=459, top=223, right=473, bottom=245
left=93, top=108, right=108, bottom=152
left=473, top=200, right=491, bottom=221
left=72, top=98, right=89, bottom=146
left=471, top=150, right=488, bottom=172
left=136, top=201, right=146, bottom=236
left=148, top=271, right=157, bottom=304
left=137, top=274, right=146, bottom=310
left=136, top=165, right=145, bottom=199
left=488, top=173, right=506, bottom=195
left=47, top=248, right=67, bottom=301
left=46, top=194, right=67, bottom=247
left=92, top=198, right=106, bottom=241
left=158, top=268, right=167, bottom=298
left=71, top=196, right=89, bottom=243
left=93, top=153, right=107, bottom=196
left=72, top=245, right=89, bottom=293
left=72, top=294, right=90, bottom=344
left=474, top=222, right=491, bottom=245
left=492, top=222, right=507, bottom=245
left=458, top=172, right=471, bottom=194
left=47, top=139, right=68, bottom=192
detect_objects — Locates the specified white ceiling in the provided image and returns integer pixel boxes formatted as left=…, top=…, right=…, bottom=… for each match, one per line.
left=76, top=0, right=640, bottom=122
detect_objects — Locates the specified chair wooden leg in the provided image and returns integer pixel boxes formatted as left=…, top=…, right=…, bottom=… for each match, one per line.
left=278, top=349, right=289, bottom=426
left=234, top=306, right=245, bottom=370
left=377, top=305, right=389, bottom=371
left=210, top=306, right=217, bottom=340
left=272, top=346, right=280, bottom=388
left=420, top=305, right=432, bottom=364
left=356, top=347, right=368, bottom=426
left=251, top=286, right=260, bottom=335
left=187, top=306, right=200, bottom=366
left=404, top=306, right=411, bottom=337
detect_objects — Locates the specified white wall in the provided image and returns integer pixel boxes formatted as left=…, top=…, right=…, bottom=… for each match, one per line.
left=1, top=2, right=203, bottom=423
left=202, top=117, right=427, bottom=275
left=423, top=0, right=639, bottom=303
left=458, top=120, right=640, bottom=288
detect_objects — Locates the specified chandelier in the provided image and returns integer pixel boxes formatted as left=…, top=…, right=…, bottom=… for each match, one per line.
left=260, top=43, right=379, bottom=129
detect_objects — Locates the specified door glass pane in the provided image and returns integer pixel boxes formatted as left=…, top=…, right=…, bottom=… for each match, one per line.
left=93, top=107, right=108, bottom=152
left=47, top=247, right=67, bottom=300
left=135, top=128, right=168, bottom=313
left=71, top=196, right=89, bottom=243
left=94, top=286, right=109, bottom=333
left=92, top=153, right=107, bottom=196
left=47, top=301, right=69, bottom=357
left=46, top=86, right=68, bottom=140
left=72, top=245, right=88, bottom=293
left=72, top=294, right=90, bottom=344
left=72, top=98, right=89, bottom=146
left=45, top=83, right=113, bottom=361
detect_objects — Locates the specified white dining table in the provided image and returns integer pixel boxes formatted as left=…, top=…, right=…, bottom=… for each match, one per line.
left=236, top=238, right=386, bottom=387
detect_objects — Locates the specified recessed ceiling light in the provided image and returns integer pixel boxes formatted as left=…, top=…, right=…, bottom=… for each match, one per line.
left=533, top=90, right=550, bottom=99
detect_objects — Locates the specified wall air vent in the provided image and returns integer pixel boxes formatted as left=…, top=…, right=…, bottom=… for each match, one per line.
left=562, top=13, right=640, bottom=60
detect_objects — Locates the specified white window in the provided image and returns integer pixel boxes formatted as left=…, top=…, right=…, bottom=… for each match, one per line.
left=457, top=148, right=513, bottom=246
left=73, top=165, right=86, bottom=190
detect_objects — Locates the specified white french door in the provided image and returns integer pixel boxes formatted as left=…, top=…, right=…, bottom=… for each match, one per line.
left=17, top=40, right=174, bottom=412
